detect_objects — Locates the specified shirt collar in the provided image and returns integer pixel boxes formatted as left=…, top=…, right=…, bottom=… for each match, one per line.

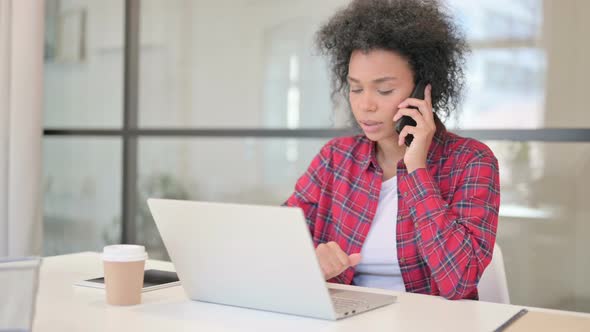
left=359, top=136, right=379, bottom=171
left=360, top=130, right=447, bottom=172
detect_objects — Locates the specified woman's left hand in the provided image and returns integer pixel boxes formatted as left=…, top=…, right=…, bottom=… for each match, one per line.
left=393, top=84, right=435, bottom=174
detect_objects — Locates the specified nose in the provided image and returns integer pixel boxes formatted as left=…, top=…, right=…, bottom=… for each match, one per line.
left=358, top=91, right=377, bottom=112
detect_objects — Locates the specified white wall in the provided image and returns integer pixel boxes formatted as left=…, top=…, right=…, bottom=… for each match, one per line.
left=543, top=0, right=590, bottom=310
left=0, top=0, right=44, bottom=256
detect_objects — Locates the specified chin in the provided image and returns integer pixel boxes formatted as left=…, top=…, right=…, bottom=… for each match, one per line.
left=363, top=131, right=385, bottom=142
left=363, top=130, right=397, bottom=143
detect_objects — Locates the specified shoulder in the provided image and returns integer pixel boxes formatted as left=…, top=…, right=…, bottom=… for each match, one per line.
left=318, top=135, right=371, bottom=162
left=322, top=135, right=367, bottom=149
left=439, top=131, right=497, bottom=164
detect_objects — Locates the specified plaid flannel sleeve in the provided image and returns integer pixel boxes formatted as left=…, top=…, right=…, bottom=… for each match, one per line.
left=284, top=143, right=350, bottom=285
left=399, top=153, right=500, bottom=300
left=283, top=143, right=331, bottom=235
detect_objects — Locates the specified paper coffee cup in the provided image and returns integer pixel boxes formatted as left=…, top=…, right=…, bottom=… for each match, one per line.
left=102, top=245, right=148, bottom=306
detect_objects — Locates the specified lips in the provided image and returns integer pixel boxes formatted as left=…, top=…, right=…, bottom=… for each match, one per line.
left=360, top=120, right=382, bottom=126
left=359, top=120, right=384, bottom=133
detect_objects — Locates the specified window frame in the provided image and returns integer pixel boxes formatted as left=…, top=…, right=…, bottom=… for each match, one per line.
left=43, top=0, right=590, bottom=244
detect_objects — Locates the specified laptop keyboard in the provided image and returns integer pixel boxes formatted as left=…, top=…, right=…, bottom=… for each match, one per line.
left=331, top=296, right=369, bottom=312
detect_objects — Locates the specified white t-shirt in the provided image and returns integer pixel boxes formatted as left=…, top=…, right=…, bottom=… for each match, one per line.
left=352, top=176, right=406, bottom=291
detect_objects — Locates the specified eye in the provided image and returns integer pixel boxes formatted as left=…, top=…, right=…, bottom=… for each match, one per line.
left=350, top=88, right=363, bottom=94
left=378, top=89, right=394, bottom=96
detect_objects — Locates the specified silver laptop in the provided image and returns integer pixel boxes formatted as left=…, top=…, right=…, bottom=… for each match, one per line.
left=147, top=198, right=396, bottom=320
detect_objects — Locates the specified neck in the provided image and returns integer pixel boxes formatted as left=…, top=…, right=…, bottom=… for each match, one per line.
left=376, top=137, right=405, bottom=167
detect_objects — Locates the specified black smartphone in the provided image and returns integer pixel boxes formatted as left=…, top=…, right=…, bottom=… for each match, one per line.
left=78, top=269, right=180, bottom=291
left=395, top=80, right=428, bottom=147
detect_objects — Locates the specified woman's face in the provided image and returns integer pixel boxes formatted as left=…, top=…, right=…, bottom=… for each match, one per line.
left=347, top=49, right=415, bottom=142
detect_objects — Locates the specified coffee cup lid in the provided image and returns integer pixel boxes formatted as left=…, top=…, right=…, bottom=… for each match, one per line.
left=102, top=245, right=148, bottom=262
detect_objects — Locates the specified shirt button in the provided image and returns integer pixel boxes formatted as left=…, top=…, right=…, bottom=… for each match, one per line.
left=403, top=192, right=408, bottom=197
left=414, top=222, right=419, bottom=228
left=399, top=258, right=405, bottom=264
left=397, top=215, right=403, bottom=221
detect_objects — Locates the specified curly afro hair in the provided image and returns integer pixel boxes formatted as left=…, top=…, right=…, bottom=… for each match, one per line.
left=316, top=0, right=468, bottom=126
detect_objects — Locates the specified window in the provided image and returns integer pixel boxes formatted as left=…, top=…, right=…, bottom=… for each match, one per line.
left=44, top=0, right=590, bottom=313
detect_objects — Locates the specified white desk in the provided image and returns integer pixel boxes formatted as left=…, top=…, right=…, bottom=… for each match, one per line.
left=33, top=252, right=590, bottom=332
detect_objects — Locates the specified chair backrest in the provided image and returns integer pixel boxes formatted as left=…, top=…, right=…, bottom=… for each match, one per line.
left=478, top=243, right=510, bottom=304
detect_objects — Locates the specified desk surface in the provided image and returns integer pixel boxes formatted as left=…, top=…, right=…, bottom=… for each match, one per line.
left=33, top=252, right=590, bottom=332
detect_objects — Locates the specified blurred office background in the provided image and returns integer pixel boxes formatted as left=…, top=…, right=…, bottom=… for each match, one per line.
left=40, top=0, right=589, bottom=313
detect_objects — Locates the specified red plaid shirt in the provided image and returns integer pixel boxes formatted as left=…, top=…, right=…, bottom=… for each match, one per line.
left=284, top=130, right=500, bottom=300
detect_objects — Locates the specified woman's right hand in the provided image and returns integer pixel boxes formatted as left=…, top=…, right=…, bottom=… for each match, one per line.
left=315, top=241, right=362, bottom=280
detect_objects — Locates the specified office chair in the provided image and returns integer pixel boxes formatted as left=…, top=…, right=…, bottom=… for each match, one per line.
left=478, top=243, right=510, bottom=304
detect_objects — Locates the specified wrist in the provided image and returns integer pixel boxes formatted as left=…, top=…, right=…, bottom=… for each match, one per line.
left=407, top=163, right=426, bottom=174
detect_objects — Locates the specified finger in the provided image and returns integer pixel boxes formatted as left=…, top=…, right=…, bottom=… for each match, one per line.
left=422, top=84, right=435, bottom=122
left=319, top=262, right=331, bottom=279
left=398, top=125, right=418, bottom=146
left=397, top=98, right=427, bottom=111
left=393, top=108, right=425, bottom=127
left=424, top=84, right=432, bottom=107
left=348, top=253, right=362, bottom=266
left=316, top=244, right=338, bottom=278
left=322, top=243, right=345, bottom=274
left=399, top=94, right=434, bottom=123
left=327, top=242, right=350, bottom=267
left=323, top=261, right=337, bottom=279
